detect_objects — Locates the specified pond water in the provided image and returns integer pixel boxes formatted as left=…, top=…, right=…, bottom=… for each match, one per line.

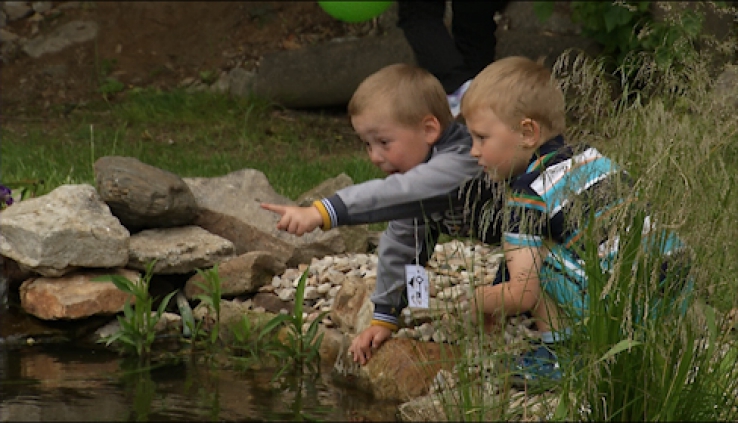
left=0, top=307, right=402, bottom=422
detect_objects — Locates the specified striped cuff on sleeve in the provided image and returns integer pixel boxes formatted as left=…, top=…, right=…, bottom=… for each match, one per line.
left=371, top=313, right=399, bottom=332
left=312, top=199, right=335, bottom=230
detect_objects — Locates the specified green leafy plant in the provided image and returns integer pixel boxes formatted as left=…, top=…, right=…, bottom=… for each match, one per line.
left=98, top=58, right=118, bottom=78
left=272, top=268, right=328, bottom=378
left=94, top=54, right=125, bottom=98
left=535, top=2, right=706, bottom=91
left=229, top=311, right=289, bottom=370
left=94, top=261, right=177, bottom=358
left=99, top=77, right=125, bottom=97
left=191, top=265, right=224, bottom=347
left=199, top=70, right=217, bottom=85
left=228, top=268, right=327, bottom=379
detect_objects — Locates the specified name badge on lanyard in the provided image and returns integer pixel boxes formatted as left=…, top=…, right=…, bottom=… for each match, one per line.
left=405, top=264, right=429, bottom=308
left=407, top=218, right=429, bottom=308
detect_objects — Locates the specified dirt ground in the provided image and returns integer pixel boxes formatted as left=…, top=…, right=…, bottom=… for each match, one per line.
left=1, top=1, right=378, bottom=117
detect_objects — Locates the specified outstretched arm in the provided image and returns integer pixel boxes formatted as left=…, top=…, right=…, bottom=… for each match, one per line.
left=260, top=203, right=323, bottom=236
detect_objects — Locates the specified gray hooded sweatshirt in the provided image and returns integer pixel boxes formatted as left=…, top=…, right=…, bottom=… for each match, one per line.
left=316, top=121, right=502, bottom=328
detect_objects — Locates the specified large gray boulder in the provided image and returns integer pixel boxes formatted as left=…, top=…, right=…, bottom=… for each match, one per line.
left=252, top=28, right=415, bottom=109
left=94, top=156, right=199, bottom=231
left=185, top=169, right=347, bottom=267
left=0, top=184, right=130, bottom=277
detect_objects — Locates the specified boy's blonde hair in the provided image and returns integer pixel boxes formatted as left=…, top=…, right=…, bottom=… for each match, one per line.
left=348, top=63, right=453, bottom=129
left=461, top=56, right=566, bottom=139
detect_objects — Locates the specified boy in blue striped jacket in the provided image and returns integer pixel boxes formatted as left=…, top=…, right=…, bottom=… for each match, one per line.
left=461, top=56, right=692, bottom=384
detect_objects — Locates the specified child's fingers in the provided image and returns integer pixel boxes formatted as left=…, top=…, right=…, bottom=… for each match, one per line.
left=288, top=220, right=303, bottom=236
left=275, top=217, right=289, bottom=232
left=349, top=339, right=370, bottom=365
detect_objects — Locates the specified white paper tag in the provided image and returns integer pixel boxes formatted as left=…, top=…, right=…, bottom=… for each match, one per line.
left=405, top=265, right=429, bottom=309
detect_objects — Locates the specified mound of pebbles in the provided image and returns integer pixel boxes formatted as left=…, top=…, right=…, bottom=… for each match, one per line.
left=251, top=239, right=537, bottom=347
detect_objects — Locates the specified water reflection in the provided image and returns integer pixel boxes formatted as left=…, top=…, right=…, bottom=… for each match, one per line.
left=0, top=344, right=400, bottom=421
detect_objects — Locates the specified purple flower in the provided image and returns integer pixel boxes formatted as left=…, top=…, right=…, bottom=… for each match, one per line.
left=0, top=185, right=13, bottom=208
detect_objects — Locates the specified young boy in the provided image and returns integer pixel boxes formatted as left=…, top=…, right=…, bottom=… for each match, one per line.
left=461, top=56, right=692, bottom=383
left=261, top=63, right=502, bottom=366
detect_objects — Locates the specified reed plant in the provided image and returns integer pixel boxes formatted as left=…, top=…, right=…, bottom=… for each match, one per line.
left=547, top=207, right=738, bottom=421
left=226, top=268, right=326, bottom=381
left=547, top=46, right=738, bottom=420
left=228, top=310, right=287, bottom=370
left=269, top=268, right=328, bottom=379
left=190, top=265, right=224, bottom=348
left=94, top=261, right=177, bottom=359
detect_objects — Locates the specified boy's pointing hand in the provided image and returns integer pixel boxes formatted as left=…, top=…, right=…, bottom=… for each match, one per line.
left=260, top=203, right=323, bottom=236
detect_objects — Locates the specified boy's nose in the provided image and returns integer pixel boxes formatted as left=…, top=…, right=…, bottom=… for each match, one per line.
left=368, top=149, right=384, bottom=165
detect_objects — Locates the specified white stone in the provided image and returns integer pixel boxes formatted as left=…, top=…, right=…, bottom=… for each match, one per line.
left=278, top=288, right=295, bottom=302
left=271, top=275, right=281, bottom=288
left=317, top=282, right=332, bottom=295
left=303, top=286, right=320, bottom=300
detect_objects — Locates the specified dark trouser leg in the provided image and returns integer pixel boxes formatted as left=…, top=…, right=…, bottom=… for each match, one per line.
left=397, top=1, right=471, bottom=94
left=450, top=1, right=506, bottom=78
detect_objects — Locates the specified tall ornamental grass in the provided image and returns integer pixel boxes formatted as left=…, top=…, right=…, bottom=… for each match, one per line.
left=436, top=37, right=738, bottom=420
left=545, top=42, right=738, bottom=420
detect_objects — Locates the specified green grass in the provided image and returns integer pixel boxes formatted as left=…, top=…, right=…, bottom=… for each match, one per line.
left=1, top=88, right=383, bottom=200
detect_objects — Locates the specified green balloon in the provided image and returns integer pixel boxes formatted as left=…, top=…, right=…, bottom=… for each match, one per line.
left=318, top=1, right=393, bottom=23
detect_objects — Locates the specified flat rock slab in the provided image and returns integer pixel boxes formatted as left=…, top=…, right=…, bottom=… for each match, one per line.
left=128, top=225, right=236, bottom=274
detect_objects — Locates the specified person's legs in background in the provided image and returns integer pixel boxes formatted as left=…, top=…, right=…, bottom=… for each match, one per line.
left=397, top=1, right=469, bottom=94
left=450, top=1, right=505, bottom=80
left=397, top=1, right=507, bottom=116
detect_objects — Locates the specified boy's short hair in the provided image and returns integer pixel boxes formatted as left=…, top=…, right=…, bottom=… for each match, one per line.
left=461, top=56, right=566, bottom=138
left=348, top=63, right=453, bottom=129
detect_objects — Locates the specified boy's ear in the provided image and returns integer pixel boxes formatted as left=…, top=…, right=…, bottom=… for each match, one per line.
left=422, top=115, right=443, bottom=146
left=519, top=118, right=541, bottom=148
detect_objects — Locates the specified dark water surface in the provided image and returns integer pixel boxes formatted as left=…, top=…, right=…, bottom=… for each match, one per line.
left=0, top=343, right=402, bottom=422
left=0, top=303, right=401, bottom=422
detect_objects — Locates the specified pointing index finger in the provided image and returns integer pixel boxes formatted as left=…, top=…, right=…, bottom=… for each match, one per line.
left=260, top=202, right=286, bottom=215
